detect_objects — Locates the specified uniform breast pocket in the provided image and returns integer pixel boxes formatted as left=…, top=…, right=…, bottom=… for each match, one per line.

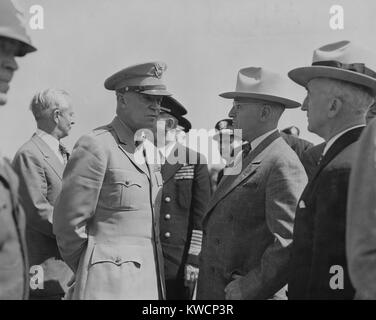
left=100, top=169, right=144, bottom=211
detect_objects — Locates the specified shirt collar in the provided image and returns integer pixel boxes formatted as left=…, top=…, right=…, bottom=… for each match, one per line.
left=36, top=128, right=60, bottom=152
left=322, top=124, right=365, bottom=155
left=158, top=141, right=176, bottom=159
left=250, top=129, right=278, bottom=151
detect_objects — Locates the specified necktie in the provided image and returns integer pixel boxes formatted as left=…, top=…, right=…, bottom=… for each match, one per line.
left=59, top=144, right=69, bottom=165
left=242, top=142, right=252, bottom=159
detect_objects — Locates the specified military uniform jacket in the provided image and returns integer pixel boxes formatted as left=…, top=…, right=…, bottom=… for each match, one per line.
left=289, top=127, right=364, bottom=299
left=159, top=144, right=210, bottom=280
left=197, top=132, right=307, bottom=300
left=0, top=157, right=28, bottom=299
left=13, top=134, right=73, bottom=298
left=53, top=117, right=165, bottom=300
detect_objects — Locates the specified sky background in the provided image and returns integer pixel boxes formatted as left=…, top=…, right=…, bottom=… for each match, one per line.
left=1, top=0, right=376, bottom=158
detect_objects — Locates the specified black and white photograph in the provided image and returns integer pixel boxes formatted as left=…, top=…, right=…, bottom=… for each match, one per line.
left=1, top=0, right=376, bottom=314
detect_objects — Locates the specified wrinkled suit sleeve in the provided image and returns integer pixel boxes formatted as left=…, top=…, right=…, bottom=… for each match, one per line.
left=347, top=120, right=376, bottom=299
left=12, top=151, right=54, bottom=238
left=241, top=157, right=307, bottom=299
left=53, top=135, right=107, bottom=272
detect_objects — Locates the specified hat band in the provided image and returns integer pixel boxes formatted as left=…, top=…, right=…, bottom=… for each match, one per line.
left=117, top=85, right=167, bottom=93
left=312, top=60, right=376, bottom=78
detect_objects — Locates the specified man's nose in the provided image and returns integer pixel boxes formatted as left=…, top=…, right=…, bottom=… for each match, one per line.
left=228, top=106, right=235, bottom=117
left=3, top=56, right=19, bottom=72
left=301, top=97, right=308, bottom=111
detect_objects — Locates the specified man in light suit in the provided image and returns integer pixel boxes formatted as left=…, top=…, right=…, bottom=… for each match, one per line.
left=197, top=67, right=307, bottom=300
left=288, top=40, right=376, bottom=299
left=13, top=89, right=75, bottom=299
left=156, top=97, right=211, bottom=299
left=347, top=117, right=376, bottom=300
left=0, top=0, right=37, bottom=300
left=53, top=62, right=170, bottom=300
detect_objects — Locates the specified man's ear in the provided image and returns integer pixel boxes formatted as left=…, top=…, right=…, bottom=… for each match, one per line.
left=260, top=104, right=271, bottom=121
left=116, top=93, right=126, bottom=105
left=328, top=98, right=342, bottom=118
left=53, top=109, right=60, bottom=124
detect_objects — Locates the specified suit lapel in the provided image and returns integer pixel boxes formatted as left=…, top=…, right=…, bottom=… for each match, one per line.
left=111, top=117, right=151, bottom=180
left=161, top=144, right=185, bottom=183
left=206, top=131, right=281, bottom=215
left=308, top=126, right=364, bottom=188
left=31, top=134, right=64, bottom=179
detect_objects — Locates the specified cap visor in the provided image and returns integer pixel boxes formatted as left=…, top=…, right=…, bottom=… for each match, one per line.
left=219, top=92, right=301, bottom=108
left=288, top=66, right=376, bottom=94
left=141, top=89, right=172, bottom=96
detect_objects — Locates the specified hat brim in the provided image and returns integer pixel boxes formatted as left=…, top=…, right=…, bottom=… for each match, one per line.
left=140, top=89, right=172, bottom=96
left=288, top=66, right=376, bottom=94
left=161, top=96, right=188, bottom=115
left=219, top=92, right=300, bottom=108
left=177, top=116, right=191, bottom=132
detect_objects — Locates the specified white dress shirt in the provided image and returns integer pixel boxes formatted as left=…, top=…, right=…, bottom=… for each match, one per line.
left=322, top=125, right=364, bottom=156
left=36, top=129, right=65, bottom=164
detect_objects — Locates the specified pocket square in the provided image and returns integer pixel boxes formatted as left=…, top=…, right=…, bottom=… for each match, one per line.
left=299, top=200, right=306, bottom=209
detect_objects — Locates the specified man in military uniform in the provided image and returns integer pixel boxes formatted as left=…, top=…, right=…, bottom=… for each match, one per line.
left=212, top=119, right=244, bottom=185
left=156, top=96, right=211, bottom=299
left=53, top=62, right=170, bottom=300
left=0, top=0, right=37, bottom=300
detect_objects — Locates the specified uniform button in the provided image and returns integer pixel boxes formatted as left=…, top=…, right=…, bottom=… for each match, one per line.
left=165, top=196, right=171, bottom=203
left=125, top=180, right=130, bottom=186
left=165, top=214, right=171, bottom=220
left=115, top=257, right=122, bottom=264
left=215, top=238, right=220, bottom=245
left=164, top=232, right=171, bottom=238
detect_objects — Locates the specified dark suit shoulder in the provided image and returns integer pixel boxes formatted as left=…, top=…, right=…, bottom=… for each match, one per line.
left=324, top=140, right=359, bottom=171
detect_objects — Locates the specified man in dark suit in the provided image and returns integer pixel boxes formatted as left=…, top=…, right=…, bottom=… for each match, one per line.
left=0, top=0, right=37, bottom=300
left=197, top=66, right=307, bottom=300
left=13, top=89, right=74, bottom=299
left=288, top=40, right=376, bottom=299
left=156, top=96, right=211, bottom=299
left=300, top=143, right=325, bottom=180
left=212, top=119, right=244, bottom=185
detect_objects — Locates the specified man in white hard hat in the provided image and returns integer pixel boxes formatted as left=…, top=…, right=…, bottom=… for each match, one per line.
left=0, top=0, right=37, bottom=300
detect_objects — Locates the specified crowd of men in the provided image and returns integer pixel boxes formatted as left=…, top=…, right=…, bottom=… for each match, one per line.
left=1, top=0, right=376, bottom=300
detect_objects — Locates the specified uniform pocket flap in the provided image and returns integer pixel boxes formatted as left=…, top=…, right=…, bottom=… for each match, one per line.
left=91, top=244, right=143, bottom=267
left=107, top=169, right=142, bottom=187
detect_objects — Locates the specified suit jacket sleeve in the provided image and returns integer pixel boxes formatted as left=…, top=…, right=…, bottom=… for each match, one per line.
left=53, top=135, right=107, bottom=272
left=186, top=162, right=211, bottom=267
left=12, top=150, right=55, bottom=238
left=347, top=121, right=376, bottom=299
left=241, top=157, right=307, bottom=299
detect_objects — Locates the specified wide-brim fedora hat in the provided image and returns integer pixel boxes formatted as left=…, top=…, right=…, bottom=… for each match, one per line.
left=104, top=61, right=171, bottom=96
left=288, top=40, right=376, bottom=94
left=220, top=67, right=301, bottom=108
